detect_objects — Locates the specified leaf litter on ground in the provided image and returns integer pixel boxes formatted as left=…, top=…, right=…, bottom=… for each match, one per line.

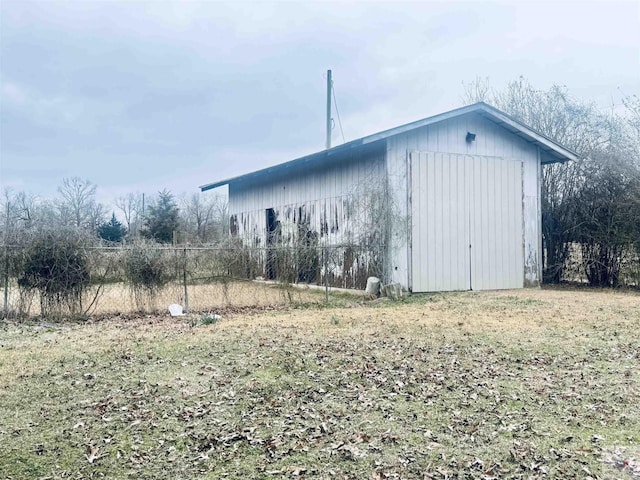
left=0, top=288, right=638, bottom=479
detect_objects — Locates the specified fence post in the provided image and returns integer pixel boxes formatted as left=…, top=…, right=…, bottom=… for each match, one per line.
left=183, top=247, right=189, bottom=313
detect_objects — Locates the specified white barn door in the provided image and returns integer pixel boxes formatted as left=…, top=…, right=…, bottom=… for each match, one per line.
left=410, top=152, right=524, bottom=292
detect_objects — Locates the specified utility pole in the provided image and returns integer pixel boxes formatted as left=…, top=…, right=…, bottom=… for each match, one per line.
left=326, top=69, right=332, bottom=149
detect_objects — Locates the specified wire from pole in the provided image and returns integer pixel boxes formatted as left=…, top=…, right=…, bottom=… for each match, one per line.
left=331, top=80, right=346, bottom=144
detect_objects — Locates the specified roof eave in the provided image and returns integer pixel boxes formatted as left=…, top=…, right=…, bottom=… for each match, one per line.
left=476, top=105, right=580, bottom=164
left=200, top=138, right=378, bottom=192
left=200, top=102, right=580, bottom=191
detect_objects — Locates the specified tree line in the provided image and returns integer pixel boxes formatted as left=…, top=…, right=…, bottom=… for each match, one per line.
left=2, top=77, right=638, bottom=288
left=463, top=77, right=640, bottom=287
left=1, top=180, right=228, bottom=245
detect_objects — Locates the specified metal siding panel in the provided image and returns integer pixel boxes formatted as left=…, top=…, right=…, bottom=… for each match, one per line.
left=418, top=154, right=425, bottom=289
left=407, top=130, right=418, bottom=153
left=453, top=155, right=465, bottom=290
left=500, top=159, right=510, bottom=286
left=411, top=151, right=473, bottom=292
left=496, top=160, right=505, bottom=287
left=473, top=157, right=485, bottom=290
left=458, top=156, right=466, bottom=288
left=506, top=160, right=515, bottom=287
left=412, top=128, right=424, bottom=151
left=464, top=156, right=473, bottom=288
left=512, top=160, right=522, bottom=287
left=413, top=153, right=424, bottom=290
left=412, top=154, right=421, bottom=290
left=469, top=156, right=481, bottom=290
left=471, top=159, right=482, bottom=289
left=469, top=156, right=524, bottom=290
left=482, top=157, right=491, bottom=289
left=486, top=158, right=495, bottom=289
left=492, top=159, right=501, bottom=288
left=451, top=117, right=461, bottom=151
left=516, top=160, right=523, bottom=286
left=420, top=153, right=427, bottom=290
left=449, top=155, right=457, bottom=290
left=445, top=154, right=454, bottom=290
left=437, top=154, right=444, bottom=291
left=409, top=153, right=419, bottom=290
left=412, top=152, right=427, bottom=292
left=480, top=157, right=490, bottom=289
left=493, top=160, right=502, bottom=288
left=472, top=116, right=485, bottom=156
left=468, top=156, right=477, bottom=290
left=406, top=152, right=413, bottom=290
left=517, top=161, right=525, bottom=285
left=428, top=153, right=438, bottom=290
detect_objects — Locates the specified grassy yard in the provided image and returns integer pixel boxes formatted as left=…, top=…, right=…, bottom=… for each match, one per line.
left=1, top=288, right=639, bottom=479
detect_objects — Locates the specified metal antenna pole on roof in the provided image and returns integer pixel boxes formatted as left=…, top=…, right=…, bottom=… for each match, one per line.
left=324, top=70, right=332, bottom=302
left=326, top=69, right=332, bottom=149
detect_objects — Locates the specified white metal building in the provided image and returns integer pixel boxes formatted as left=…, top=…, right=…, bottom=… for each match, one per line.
left=201, top=102, right=579, bottom=292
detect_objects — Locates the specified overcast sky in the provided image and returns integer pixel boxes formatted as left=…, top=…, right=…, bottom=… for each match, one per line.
left=1, top=0, right=639, bottom=206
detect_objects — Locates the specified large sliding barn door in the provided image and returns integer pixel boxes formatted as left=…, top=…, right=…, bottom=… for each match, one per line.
left=409, top=152, right=524, bottom=292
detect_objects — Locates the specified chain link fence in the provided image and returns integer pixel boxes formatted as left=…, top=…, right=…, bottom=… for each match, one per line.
left=1, top=241, right=380, bottom=320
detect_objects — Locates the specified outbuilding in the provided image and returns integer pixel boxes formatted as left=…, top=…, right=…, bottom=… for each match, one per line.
left=200, top=102, right=578, bottom=292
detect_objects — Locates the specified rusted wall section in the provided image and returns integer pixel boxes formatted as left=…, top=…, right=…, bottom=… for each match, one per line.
left=227, top=152, right=387, bottom=288
left=228, top=195, right=384, bottom=289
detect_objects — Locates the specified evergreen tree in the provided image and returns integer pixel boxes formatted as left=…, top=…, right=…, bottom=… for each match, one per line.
left=98, top=213, right=127, bottom=243
left=142, top=189, right=179, bottom=243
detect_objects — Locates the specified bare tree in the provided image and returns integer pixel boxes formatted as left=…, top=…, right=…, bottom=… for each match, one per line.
left=12, top=191, right=39, bottom=229
left=461, top=76, right=492, bottom=105
left=115, top=193, right=143, bottom=237
left=464, top=77, right=608, bottom=154
left=56, top=177, right=103, bottom=231
left=179, top=193, right=228, bottom=243
left=462, top=76, right=640, bottom=286
left=621, top=94, right=640, bottom=162
left=1, top=189, right=56, bottom=241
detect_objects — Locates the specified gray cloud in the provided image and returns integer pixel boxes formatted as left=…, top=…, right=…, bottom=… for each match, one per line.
left=1, top=0, right=638, bottom=201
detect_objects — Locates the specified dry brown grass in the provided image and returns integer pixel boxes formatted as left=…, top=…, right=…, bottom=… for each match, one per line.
left=5, top=280, right=324, bottom=317
left=1, top=287, right=639, bottom=479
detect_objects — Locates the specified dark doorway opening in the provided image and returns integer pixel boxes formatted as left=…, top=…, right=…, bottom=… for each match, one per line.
left=266, top=208, right=277, bottom=280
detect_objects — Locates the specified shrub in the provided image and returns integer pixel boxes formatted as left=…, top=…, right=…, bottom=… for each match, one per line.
left=124, top=241, right=172, bottom=310
left=216, top=239, right=263, bottom=280
left=16, top=229, right=93, bottom=318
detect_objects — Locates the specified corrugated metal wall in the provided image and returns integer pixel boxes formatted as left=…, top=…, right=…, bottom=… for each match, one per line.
left=230, top=152, right=383, bottom=206
left=227, top=149, right=387, bottom=288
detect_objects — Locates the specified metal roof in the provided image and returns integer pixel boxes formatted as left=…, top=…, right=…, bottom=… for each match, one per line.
left=200, top=102, right=580, bottom=192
